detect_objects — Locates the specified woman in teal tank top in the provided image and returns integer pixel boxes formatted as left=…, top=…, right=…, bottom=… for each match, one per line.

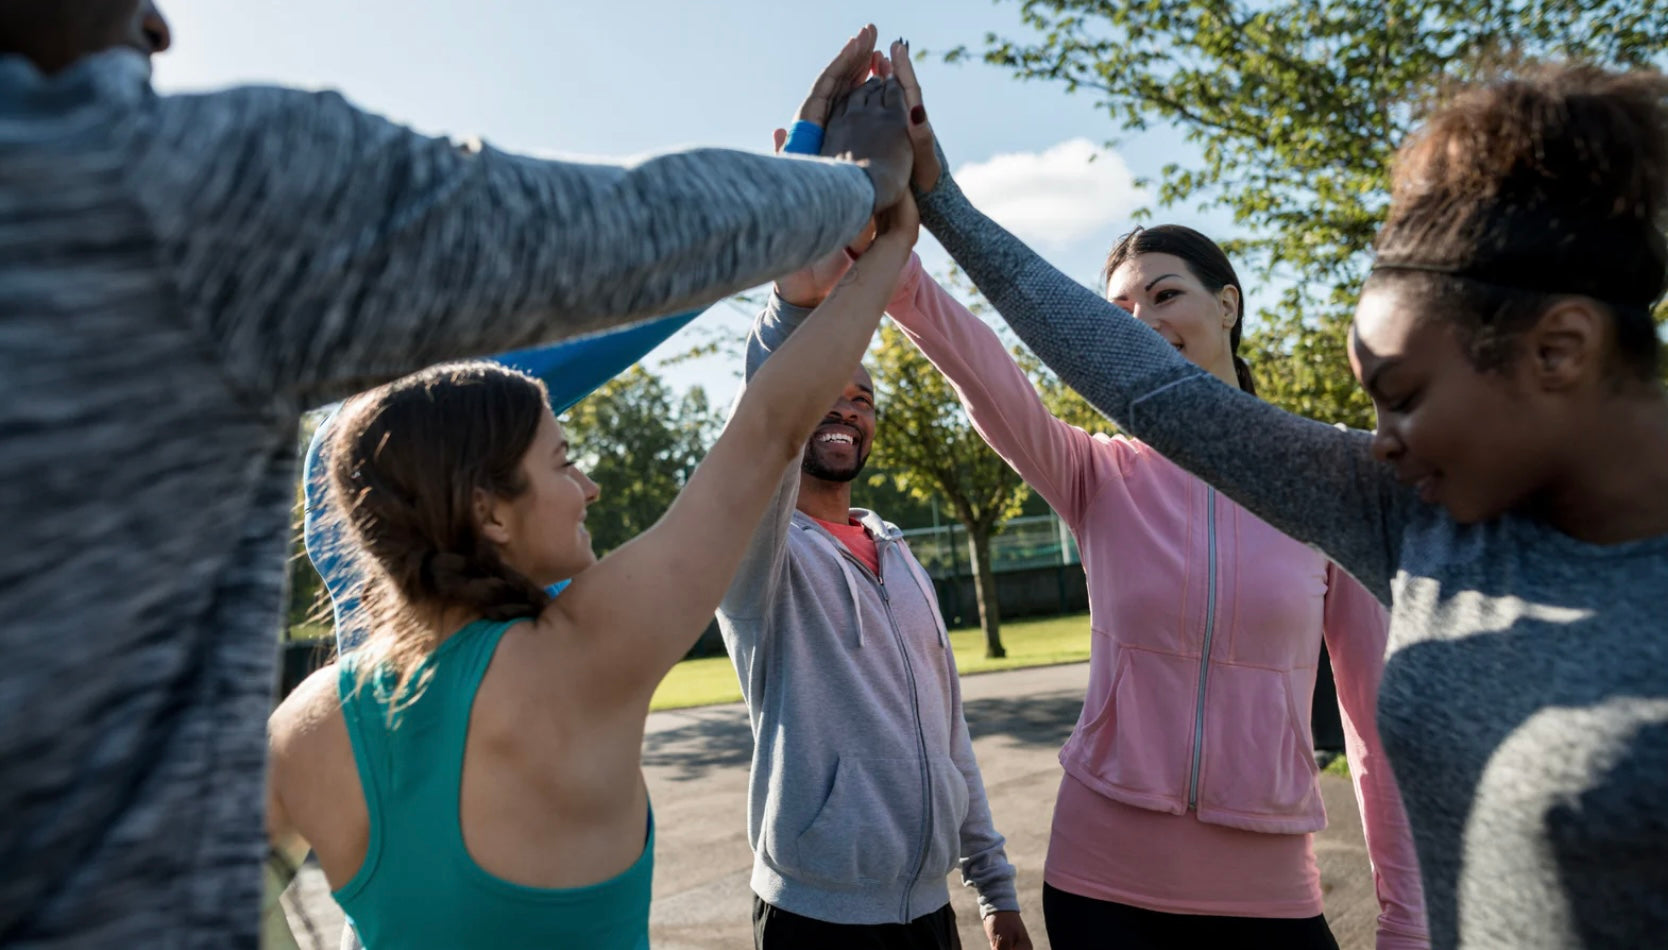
left=261, top=89, right=920, bottom=948
left=330, top=619, right=656, bottom=948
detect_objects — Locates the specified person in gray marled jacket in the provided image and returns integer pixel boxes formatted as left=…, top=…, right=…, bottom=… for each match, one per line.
left=0, top=5, right=912, bottom=944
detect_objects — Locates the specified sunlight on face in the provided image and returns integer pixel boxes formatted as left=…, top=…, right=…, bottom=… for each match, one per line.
left=1106, top=252, right=1235, bottom=376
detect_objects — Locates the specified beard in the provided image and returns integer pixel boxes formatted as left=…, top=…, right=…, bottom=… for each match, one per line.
left=801, top=442, right=870, bottom=483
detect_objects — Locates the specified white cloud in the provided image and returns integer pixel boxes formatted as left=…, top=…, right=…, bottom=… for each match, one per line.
left=953, top=139, right=1145, bottom=250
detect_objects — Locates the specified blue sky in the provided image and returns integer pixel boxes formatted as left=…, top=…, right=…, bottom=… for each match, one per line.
left=153, top=0, right=1232, bottom=396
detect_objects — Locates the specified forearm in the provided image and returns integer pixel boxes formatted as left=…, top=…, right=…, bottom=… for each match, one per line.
left=1325, top=569, right=1430, bottom=947
left=718, top=295, right=817, bottom=621
left=916, top=168, right=1410, bottom=598
left=953, top=731, right=1020, bottom=916
left=141, top=87, right=876, bottom=406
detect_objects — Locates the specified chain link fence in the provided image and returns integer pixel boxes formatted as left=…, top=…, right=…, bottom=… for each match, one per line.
left=899, top=513, right=1079, bottom=579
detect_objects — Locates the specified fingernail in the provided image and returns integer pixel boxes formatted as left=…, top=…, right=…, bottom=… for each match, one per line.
left=911, top=105, right=927, bottom=125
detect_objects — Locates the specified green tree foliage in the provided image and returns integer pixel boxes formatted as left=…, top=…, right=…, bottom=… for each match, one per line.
left=561, top=365, right=720, bottom=556
left=870, top=319, right=1027, bottom=658
left=953, top=0, right=1668, bottom=425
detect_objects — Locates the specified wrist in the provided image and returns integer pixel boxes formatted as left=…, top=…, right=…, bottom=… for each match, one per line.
left=781, top=120, right=824, bottom=156
left=775, top=282, right=829, bottom=309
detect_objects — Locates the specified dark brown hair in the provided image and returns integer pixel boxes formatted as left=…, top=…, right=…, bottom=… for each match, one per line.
left=328, top=362, right=552, bottom=697
left=1370, top=63, right=1668, bottom=379
left=1104, top=225, right=1257, bottom=395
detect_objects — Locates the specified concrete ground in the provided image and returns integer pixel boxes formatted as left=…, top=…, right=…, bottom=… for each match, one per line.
left=285, top=662, right=1382, bottom=949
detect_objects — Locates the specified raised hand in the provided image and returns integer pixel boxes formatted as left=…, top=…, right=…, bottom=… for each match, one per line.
left=889, top=39, right=941, bottom=194
left=795, top=25, right=881, bottom=127
left=823, top=76, right=914, bottom=214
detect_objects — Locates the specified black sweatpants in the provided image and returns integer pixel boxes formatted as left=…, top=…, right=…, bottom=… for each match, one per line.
left=753, top=896, right=963, bottom=950
left=1044, top=882, right=1340, bottom=949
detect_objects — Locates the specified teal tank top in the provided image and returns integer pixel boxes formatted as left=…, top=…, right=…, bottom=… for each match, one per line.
left=332, top=618, right=653, bottom=949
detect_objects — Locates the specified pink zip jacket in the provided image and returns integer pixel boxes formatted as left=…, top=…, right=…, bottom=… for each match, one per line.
left=887, top=254, right=1427, bottom=948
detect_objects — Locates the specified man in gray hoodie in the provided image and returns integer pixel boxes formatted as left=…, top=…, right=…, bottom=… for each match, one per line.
left=718, top=260, right=1032, bottom=949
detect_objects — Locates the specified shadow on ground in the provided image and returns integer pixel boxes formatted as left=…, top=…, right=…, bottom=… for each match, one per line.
left=641, top=687, right=1084, bottom=783
left=962, top=689, right=1082, bottom=749
left=641, top=709, right=755, bottom=781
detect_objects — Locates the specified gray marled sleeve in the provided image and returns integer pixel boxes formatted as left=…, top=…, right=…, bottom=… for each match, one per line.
left=131, top=86, right=875, bottom=408
left=916, top=169, right=1414, bottom=602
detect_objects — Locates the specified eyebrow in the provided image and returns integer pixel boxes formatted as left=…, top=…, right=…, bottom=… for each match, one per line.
left=1363, top=359, right=1398, bottom=396
left=856, top=384, right=875, bottom=395
left=1110, top=273, right=1184, bottom=300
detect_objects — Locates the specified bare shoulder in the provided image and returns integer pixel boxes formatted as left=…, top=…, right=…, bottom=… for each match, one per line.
left=267, top=661, right=371, bottom=885
left=270, top=661, right=346, bottom=754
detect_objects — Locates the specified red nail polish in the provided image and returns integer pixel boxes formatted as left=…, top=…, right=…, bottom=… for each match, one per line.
left=910, top=105, right=927, bottom=125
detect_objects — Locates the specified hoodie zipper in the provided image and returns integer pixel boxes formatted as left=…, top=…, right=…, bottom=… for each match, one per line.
left=1186, top=487, right=1220, bottom=811
left=821, top=524, right=935, bottom=921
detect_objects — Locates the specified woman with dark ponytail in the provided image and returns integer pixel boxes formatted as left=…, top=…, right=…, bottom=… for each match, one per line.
left=894, top=43, right=1668, bottom=949
left=878, top=212, right=1423, bottom=948
left=259, top=84, right=922, bottom=945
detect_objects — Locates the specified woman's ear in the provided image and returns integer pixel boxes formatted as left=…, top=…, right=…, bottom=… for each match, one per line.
left=1220, top=285, right=1242, bottom=330
left=1525, top=298, right=1604, bottom=392
left=474, top=487, right=513, bottom=547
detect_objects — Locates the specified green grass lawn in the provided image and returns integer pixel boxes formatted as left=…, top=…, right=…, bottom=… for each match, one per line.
left=649, top=611, right=1092, bottom=712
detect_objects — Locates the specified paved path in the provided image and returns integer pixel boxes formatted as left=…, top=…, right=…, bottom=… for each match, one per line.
left=286, top=662, right=1384, bottom=948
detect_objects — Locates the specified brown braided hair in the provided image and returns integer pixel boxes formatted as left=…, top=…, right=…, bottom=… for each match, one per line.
left=328, top=361, right=553, bottom=701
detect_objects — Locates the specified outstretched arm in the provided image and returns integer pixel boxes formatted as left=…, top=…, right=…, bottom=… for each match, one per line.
left=889, top=43, right=1414, bottom=601
left=556, top=83, right=918, bottom=705
left=132, top=29, right=902, bottom=411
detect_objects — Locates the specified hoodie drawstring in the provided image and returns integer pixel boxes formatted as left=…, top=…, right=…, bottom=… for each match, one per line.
left=798, top=525, right=868, bottom=647
left=897, top=545, right=948, bottom=647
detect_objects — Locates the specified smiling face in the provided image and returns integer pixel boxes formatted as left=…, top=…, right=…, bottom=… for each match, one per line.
left=801, top=364, right=876, bottom=484
left=1106, top=251, right=1241, bottom=381
left=1349, top=278, right=1570, bottom=522
left=479, top=411, right=602, bottom=586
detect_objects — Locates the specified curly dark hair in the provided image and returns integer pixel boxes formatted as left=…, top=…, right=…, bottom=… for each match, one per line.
left=1370, top=63, right=1668, bottom=379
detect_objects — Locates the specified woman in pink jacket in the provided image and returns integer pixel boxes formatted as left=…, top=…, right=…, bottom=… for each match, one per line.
left=877, top=222, right=1428, bottom=948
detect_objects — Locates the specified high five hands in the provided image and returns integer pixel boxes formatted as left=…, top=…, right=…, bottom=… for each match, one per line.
left=775, top=30, right=942, bottom=309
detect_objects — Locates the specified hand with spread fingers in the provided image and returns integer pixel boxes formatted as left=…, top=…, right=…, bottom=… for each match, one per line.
left=794, top=24, right=883, bottom=127
left=773, top=27, right=893, bottom=307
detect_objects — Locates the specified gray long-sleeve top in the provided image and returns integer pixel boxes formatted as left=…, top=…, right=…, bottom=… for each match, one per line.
left=0, top=49, right=873, bottom=946
left=914, top=165, right=1668, bottom=949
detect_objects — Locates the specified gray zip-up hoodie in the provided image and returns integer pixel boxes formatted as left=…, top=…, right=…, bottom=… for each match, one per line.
left=716, top=294, right=1020, bottom=926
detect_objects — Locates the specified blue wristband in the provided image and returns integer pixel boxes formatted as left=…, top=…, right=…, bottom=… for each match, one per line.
left=782, top=119, right=824, bottom=156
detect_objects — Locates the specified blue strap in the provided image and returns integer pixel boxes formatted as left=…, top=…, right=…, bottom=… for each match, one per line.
left=781, top=120, right=824, bottom=157
left=303, top=310, right=699, bottom=648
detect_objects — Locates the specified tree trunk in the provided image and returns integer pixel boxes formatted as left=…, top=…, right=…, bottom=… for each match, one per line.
left=967, top=524, right=1005, bottom=658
